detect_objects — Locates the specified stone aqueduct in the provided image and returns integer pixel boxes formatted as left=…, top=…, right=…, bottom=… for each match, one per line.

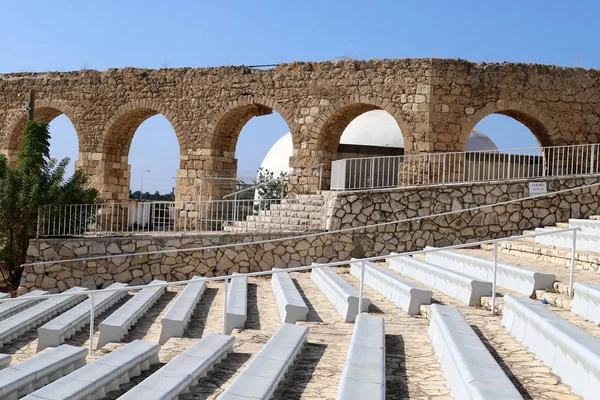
left=0, top=58, right=599, bottom=202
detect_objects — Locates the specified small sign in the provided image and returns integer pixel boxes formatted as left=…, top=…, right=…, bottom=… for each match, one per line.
left=528, top=182, right=547, bottom=196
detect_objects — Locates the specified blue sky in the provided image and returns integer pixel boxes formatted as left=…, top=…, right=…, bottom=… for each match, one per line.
left=1, top=1, right=598, bottom=193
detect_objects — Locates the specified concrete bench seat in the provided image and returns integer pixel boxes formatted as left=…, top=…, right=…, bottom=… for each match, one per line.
left=425, top=247, right=555, bottom=296
left=502, top=295, right=600, bottom=398
left=389, top=255, right=492, bottom=306
left=572, top=283, right=600, bottom=325
left=568, top=218, right=600, bottom=234
left=37, top=282, right=128, bottom=351
left=225, top=273, right=247, bottom=334
left=429, top=304, right=522, bottom=399
left=336, top=314, right=385, bottom=400
left=24, top=340, right=160, bottom=400
left=0, top=344, right=87, bottom=400
left=271, top=268, right=309, bottom=323
left=219, top=323, right=309, bottom=400
left=310, top=264, right=370, bottom=322
left=97, top=280, right=166, bottom=348
left=0, top=287, right=88, bottom=349
left=350, top=259, right=432, bottom=314
left=0, top=293, right=9, bottom=299
left=0, top=290, right=49, bottom=321
left=159, top=276, right=207, bottom=344
left=118, top=333, right=234, bottom=399
left=535, top=227, right=600, bottom=252
left=0, top=354, right=10, bottom=370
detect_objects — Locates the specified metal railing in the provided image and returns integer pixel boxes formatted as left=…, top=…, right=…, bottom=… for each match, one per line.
left=37, top=197, right=327, bottom=237
left=331, top=143, right=600, bottom=190
left=1, top=226, right=581, bottom=356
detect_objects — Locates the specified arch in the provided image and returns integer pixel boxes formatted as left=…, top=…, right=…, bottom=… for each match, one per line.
left=461, top=100, right=560, bottom=149
left=313, top=96, right=411, bottom=155
left=208, top=96, right=297, bottom=156
left=3, top=99, right=84, bottom=156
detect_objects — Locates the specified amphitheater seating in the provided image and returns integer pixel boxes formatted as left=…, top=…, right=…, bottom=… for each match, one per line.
left=311, top=264, right=370, bottom=322
left=119, top=333, right=235, bottom=399
left=388, top=255, right=493, bottom=306
left=535, top=227, right=599, bottom=252
left=225, top=273, right=248, bottom=334
left=219, top=323, right=309, bottom=400
left=572, top=283, right=600, bottom=325
left=349, top=259, right=431, bottom=314
left=567, top=218, right=600, bottom=234
left=97, top=280, right=166, bottom=348
left=271, top=268, right=309, bottom=323
left=429, top=304, right=522, bottom=399
left=425, top=247, right=555, bottom=295
left=0, top=287, right=88, bottom=349
left=336, top=314, right=385, bottom=400
left=159, top=276, right=207, bottom=344
left=0, top=290, right=48, bottom=321
left=23, top=340, right=160, bottom=400
left=502, top=295, right=600, bottom=398
left=0, top=344, right=87, bottom=400
left=0, top=355, right=10, bottom=370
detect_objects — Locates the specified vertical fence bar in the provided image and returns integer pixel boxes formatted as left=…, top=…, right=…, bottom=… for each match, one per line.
left=222, top=278, right=229, bottom=335
left=358, top=261, right=366, bottom=316
left=569, top=229, right=577, bottom=297
left=491, top=242, right=498, bottom=316
left=88, top=293, right=95, bottom=355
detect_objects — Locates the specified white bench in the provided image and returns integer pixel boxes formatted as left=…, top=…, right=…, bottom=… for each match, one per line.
left=271, top=268, right=309, bottom=323
left=0, top=290, right=49, bottom=321
left=24, top=340, right=160, bottom=400
left=0, top=344, right=87, bottom=400
left=0, top=287, right=88, bottom=349
left=97, top=280, right=166, bottom=348
left=502, top=295, right=600, bottom=399
left=0, top=354, right=10, bottom=370
left=225, top=273, right=247, bottom=335
left=389, top=255, right=492, bottom=306
left=37, top=282, right=128, bottom=351
left=310, top=264, right=370, bottom=322
left=535, top=227, right=600, bottom=252
left=350, top=259, right=431, bottom=314
left=336, top=314, right=385, bottom=400
left=219, top=323, right=309, bottom=400
left=425, top=248, right=555, bottom=296
left=572, top=283, right=600, bottom=325
left=429, top=304, right=522, bottom=399
left=568, top=218, right=600, bottom=234
left=159, top=276, right=207, bottom=344
left=118, top=333, right=235, bottom=399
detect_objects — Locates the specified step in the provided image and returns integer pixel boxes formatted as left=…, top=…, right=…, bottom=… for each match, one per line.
left=97, top=280, right=166, bottom=348
left=225, top=273, right=247, bottom=334
left=502, top=295, right=600, bottom=398
left=349, top=260, right=431, bottom=314
left=0, top=345, right=87, bottom=400
left=37, top=283, right=128, bottom=351
left=535, top=227, right=600, bottom=252
left=310, top=265, right=370, bottom=322
left=23, top=340, right=160, bottom=400
left=571, top=283, right=600, bottom=325
left=425, top=248, right=556, bottom=296
left=219, top=323, right=309, bottom=400
left=389, top=255, right=492, bottom=306
left=118, top=333, right=234, bottom=399
left=271, top=269, right=309, bottom=324
left=0, top=290, right=49, bottom=321
left=159, top=277, right=206, bottom=344
left=336, top=314, right=385, bottom=400
left=0, top=287, right=88, bottom=349
left=0, top=355, right=10, bottom=370
left=429, top=304, right=522, bottom=399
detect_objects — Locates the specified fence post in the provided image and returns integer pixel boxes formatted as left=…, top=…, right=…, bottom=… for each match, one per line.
left=507, top=153, right=512, bottom=179
left=370, top=159, right=375, bottom=189
left=491, top=242, right=498, bottom=316
left=184, top=201, right=188, bottom=233
left=222, top=278, right=229, bottom=335
left=358, top=261, right=366, bottom=316
left=569, top=229, right=577, bottom=297
left=591, top=145, right=596, bottom=175
left=442, top=153, right=447, bottom=184
left=88, top=293, right=95, bottom=355
left=36, top=206, right=42, bottom=238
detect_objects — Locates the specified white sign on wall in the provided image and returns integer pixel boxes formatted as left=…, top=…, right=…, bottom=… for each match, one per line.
left=528, top=182, right=548, bottom=196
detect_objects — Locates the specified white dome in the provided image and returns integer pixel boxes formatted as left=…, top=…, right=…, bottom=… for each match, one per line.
left=340, top=110, right=404, bottom=148
left=258, top=132, right=294, bottom=175
left=466, top=129, right=499, bottom=152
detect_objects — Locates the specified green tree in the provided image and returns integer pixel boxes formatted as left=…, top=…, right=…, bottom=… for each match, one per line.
left=254, top=168, right=288, bottom=212
left=0, top=121, right=98, bottom=290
